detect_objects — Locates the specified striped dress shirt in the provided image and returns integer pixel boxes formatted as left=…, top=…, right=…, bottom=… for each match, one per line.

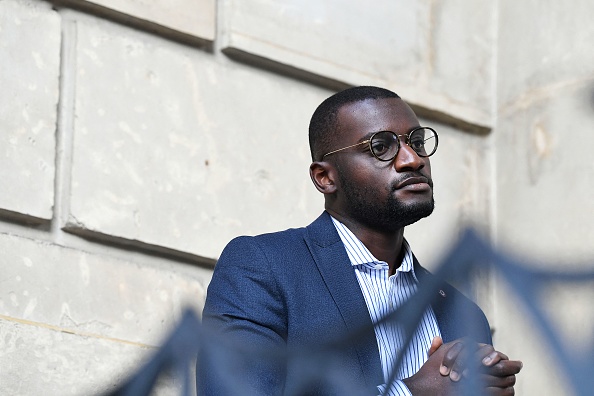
left=331, top=217, right=441, bottom=396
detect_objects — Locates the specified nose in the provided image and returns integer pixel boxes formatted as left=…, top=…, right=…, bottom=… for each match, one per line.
left=394, top=143, right=425, bottom=172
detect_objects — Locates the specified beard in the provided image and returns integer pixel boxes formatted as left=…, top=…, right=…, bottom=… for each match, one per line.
left=338, top=171, right=435, bottom=232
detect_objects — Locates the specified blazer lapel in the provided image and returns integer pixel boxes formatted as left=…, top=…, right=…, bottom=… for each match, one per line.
left=304, top=212, right=384, bottom=388
left=412, top=256, right=456, bottom=341
left=413, top=256, right=492, bottom=345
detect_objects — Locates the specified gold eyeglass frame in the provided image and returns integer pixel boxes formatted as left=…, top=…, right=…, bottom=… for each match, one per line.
left=321, top=126, right=438, bottom=161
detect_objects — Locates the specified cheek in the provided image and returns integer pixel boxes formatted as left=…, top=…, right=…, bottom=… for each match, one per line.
left=338, top=157, right=378, bottom=179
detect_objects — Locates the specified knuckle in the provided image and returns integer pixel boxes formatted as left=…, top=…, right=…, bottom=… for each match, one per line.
left=479, top=345, right=494, bottom=356
left=445, top=345, right=463, bottom=361
left=453, top=341, right=464, bottom=350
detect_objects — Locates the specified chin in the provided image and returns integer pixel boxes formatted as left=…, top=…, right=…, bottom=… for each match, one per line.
left=388, top=199, right=435, bottom=229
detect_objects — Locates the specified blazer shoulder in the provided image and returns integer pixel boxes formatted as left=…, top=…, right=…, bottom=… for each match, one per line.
left=219, top=212, right=334, bottom=262
left=216, top=226, right=309, bottom=270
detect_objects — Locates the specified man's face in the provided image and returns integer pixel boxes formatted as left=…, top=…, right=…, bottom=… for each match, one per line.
left=331, top=97, right=434, bottom=232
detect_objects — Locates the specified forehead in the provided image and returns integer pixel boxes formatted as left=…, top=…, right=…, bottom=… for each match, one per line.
left=335, top=97, right=420, bottom=141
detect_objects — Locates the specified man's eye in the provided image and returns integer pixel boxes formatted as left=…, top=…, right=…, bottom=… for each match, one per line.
left=409, top=139, right=425, bottom=150
left=371, top=141, right=390, bottom=155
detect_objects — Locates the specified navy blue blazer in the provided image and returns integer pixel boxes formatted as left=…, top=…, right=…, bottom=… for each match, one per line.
left=199, top=212, right=492, bottom=395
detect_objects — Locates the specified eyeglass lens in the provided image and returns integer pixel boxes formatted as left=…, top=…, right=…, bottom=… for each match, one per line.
left=371, top=128, right=437, bottom=160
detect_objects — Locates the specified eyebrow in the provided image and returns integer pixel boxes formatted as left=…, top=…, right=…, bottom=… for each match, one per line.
left=359, top=131, right=384, bottom=142
left=363, top=126, right=423, bottom=141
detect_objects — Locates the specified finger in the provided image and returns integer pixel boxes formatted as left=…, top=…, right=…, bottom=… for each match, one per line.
left=484, top=360, right=523, bottom=377
left=461, top=349, right=496, bottom=380
left=428, top=336, right=443, bottom=357
left=479, top=373, right=517, bottom=388
left=484, top=386, right=515, bottom=396
left=448, top=345, right=476, bottom=381
left=477, top=343, right=509, bottom=360
left=479, top=348, right=508, bottom=367
left=440, top=341, right=465, bottom=377
left=473, top=344, right=496, bottom=366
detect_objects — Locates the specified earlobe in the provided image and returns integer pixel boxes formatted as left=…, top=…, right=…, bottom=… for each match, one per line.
left=309, top=162, right=337, bottom=194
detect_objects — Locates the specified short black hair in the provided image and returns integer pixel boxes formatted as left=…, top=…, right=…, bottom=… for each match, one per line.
left=308, top=86, right=400, bottom=161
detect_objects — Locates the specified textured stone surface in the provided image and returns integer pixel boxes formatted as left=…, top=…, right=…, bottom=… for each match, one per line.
left=491, top=280, right=571, bottom=396
left=495, top=84, right=594, bottom=261
left=0, top=233, right=210, bottom=345
left=222, top=0, right=495, bottom=128
left=65, top=0, right=216, bottom=41
left=493, top=83, right=594, bottom=395
left=421, top=0, right=495, bottom=126
left=492, top=2, right=594, bottom=394
left=497, top=0, right=594, bottom=110
left=0, top=0, right=60, bottom=220
left=490, top=269, right=594, bottom=396
left=0, top=318, right=185, bottom=396
left=68, top=18, right=329, bottom=259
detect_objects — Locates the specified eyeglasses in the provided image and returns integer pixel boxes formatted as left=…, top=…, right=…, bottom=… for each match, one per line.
left=321, top=127, right=438, bottom=162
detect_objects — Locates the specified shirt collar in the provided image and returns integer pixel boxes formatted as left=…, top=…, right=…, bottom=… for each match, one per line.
left=330, top=216, right=418, bottom=279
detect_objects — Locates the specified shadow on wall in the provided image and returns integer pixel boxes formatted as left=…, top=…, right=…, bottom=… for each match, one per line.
left=103, top=229, right=594, bottom=396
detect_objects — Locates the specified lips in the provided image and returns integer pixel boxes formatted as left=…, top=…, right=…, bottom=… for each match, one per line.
left=395, top=176, right=431, bottom=190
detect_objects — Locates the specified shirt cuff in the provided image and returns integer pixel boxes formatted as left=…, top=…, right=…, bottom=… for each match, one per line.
left=377, top=380, right=413, bottom=396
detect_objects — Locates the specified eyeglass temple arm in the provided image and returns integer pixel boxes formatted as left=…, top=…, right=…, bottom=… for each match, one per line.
left=321, top=140, right=370, bottom=159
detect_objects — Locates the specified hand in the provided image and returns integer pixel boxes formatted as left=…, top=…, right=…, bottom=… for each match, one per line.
left=403, top=338, right=463, bottom=396
left=474, top=343, right=523, bottom=394
left=428, top=336, right=475, bottom=381
left=406, top=337, right=522, bottom=395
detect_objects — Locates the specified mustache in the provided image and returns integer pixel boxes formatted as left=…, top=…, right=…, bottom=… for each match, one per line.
left=392, top=172, right=433, bottom=189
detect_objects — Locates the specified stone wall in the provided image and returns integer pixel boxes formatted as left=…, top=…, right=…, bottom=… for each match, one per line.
left=0, top=0, right=592, bottom=394
left=492, top=1, right=594, bottom=395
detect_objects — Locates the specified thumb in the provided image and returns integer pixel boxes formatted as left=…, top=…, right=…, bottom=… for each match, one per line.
left=428, top=336, right=443, bottom=356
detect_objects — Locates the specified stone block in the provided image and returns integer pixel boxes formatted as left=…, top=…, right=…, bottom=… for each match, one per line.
left=0, top=318, right=186, bottom=395
left=498, top=0, right=594, bottom=109
left=495, top=84, right=594, bottom=261
left=0, top=0, right=60, bottom=221
left=423, top=0, right=495, bottom=126
left=0, top=233, right=210, bottom=345
left=221, top=0, right=495, bottom=129
left=56, top=0, right=216, bottom=41
left=68, top=17, right=328, bottom=259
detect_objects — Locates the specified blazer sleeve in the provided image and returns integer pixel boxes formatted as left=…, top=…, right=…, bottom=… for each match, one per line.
left=197, top=236, right=287, bottom=396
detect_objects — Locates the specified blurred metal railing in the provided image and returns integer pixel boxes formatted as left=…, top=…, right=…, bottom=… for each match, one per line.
left=106, top=229, right=594, bottom=396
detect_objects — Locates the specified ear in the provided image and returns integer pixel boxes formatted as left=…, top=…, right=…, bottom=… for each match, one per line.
left=309, top=161, right=337, bottom=195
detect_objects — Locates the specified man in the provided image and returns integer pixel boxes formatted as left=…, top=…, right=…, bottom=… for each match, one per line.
left=199, top=86, right=522, bottom=395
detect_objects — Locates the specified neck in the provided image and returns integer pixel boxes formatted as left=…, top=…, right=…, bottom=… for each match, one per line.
left=327, top=209, right=406, bottom=275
